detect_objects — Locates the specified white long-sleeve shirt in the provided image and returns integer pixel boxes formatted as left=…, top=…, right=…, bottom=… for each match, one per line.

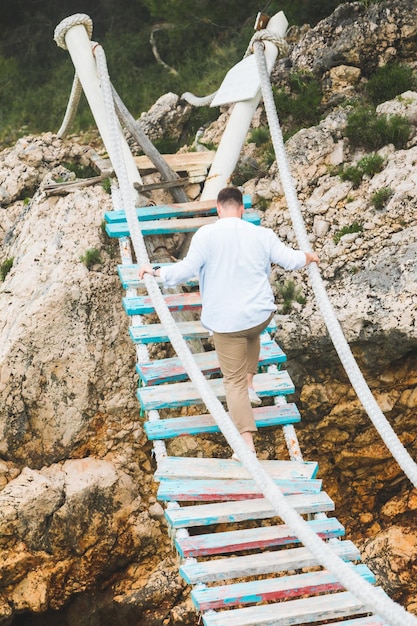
left=160, top=217, right=306, bottom=333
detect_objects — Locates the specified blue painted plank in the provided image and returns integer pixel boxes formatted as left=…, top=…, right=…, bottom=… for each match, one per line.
left=105, top=210, right=260, bottom=238
left=123, top=291, right=201, bottom=315
left=201, top=590, right=381, bottom=626
left=137, top=371, right=294, bottom=410
left=165, top=492, right=335, bottom=529
left=180, top=540, right=360, bottom=584
left=144, top=403, right=301, bottom=439
left=105, top=194, right=252, bottom=223
left=193, top=564, right=375, bottom=611
left=157, top=476, right=322, bottom=502
left=129, top=318, right=276, bottom=344
left=155, top=456, right=318, bottom=481
left=137, top=340, right=286, bottom=385
left=175, top=517, right=344, bottom=558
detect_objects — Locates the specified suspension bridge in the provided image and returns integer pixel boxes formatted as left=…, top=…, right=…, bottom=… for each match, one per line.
left=53, top=11, right=417, bottom=626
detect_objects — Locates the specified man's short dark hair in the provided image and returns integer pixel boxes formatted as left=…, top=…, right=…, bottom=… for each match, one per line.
left=217, top=187, right=243, bottom=207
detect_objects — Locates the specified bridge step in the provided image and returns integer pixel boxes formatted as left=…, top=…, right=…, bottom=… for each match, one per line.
left=129, top=316, right=277, bottom=344
left=322, top=617, right=389, bottom=625
left=158, top=476, right=322, bottom=502
left=193, top=564, right=375, bottom=611
left=175, top=516, right=344, bottom=559
left=105, top=195, right=252, bottom=223
left=118, top=264, right=198, bottom=289
left=145, top=403, right=301, bottom=439
left=154, top=456, right=317, bottom=481
left=165, top=492, right=335, bottom=529
left=201, top=589, right=384, bottom=626
left=137, top=371, right=294, bottom=410
left=180, top=540, right=360, bottom=584
left=124, top=291, right=201, bottom=315
left=105, top=210, right=260, bottom=238
left=136, top=340, right=286, bottom=385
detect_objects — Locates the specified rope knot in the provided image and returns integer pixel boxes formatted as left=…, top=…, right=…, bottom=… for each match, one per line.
left=246, top=29, right=289, bottom=58
left=54, top=14, right=93, bottom=50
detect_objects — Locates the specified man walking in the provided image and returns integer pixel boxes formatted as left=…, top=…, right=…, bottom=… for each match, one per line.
left=139, top=187, right=318, bottom=457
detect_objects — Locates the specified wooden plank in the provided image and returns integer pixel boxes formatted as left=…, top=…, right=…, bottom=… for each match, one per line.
left=123, top=291, right=201, bottom=315
left=201, top=590, right=382, bottom=626
left=134, top=151, right=216, bottom=175
left=180, top=540, right=360, bottom=584
left=158, top=476, right=322, bottom=502
left=129, top=318, right=276, bottom=344
left=155, top=456, right=317, bottom=481
left=106, top=194, right=252, bottom=223
left=324, top=618, right=389, bottom=626
left=193, top=564, right=376, bottom=611
left=145, top=403, right=301, bottom=439
left=118, top=264, right=199, bottom=289
left=137, top=371, right=295, bottom=411
left=137, top=340, right=285, bottom=385
left=165, top=492, right=335, bottom=529
left=105, top=210, right=260, bottom=238
left=176, top=517, right=344, bottom=558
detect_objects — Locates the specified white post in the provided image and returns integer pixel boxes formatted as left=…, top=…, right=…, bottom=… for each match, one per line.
left=56, top=21, right=142, bottom=193
left=201, top=11, right=288, bottom=200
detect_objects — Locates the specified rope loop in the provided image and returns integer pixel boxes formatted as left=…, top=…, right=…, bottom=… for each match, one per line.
left=54, top=13, right=93, bottom=50
left=246, top=29, right=289, bottom=58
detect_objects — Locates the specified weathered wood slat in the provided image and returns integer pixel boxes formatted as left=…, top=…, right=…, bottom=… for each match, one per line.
left=105, top=195, right=252, bottom=224
left=324, top=618, right=389, bottom=626
left=105, top=210, right=260, bottom=238
left=144, top=403, right=301, bottom=439
left=129, top=317, right=276, bottom=344
left=176, top=517, right=344, bottom=559
left=158, top=476, right=322, bottom=502
left=134, top=151, right=216, bottom=176
left=123, top=291, right=201, bottom=315
left=179, top=540, right=361, bottom=584
left=137, top=340, right=285, bottom=385
left=193, top=564, right=375, bottom=611
left=155, top=456, right=317, bottom=481
left=165, top=492, right=335, bottom=529
left=137, top=371, right=294, bottom=410
left=201, top=589, right=383, bottom=626
left=118, top=264, right=199, bottom=289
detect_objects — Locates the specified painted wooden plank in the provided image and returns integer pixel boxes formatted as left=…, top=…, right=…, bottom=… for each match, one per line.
left=137, top=371, right=294, bottom=411
left=117, top=264, right=199, bottom=289
left=123, top=291, right=201, bottom=315
left=180, top=540, right=360, bottom=584
left=137, top=340, right=286, bottom=385
left=165, top=492, right=335, bottom=529
left=158, top=476, right=322, bottom=502
left=193, top=564, right=376, bottom=611
left=134, top=151, right=216, bottom=175
left=176, top=517, right=344, bottom=559
left=155, top=456, right=317, bottom=481
left=105, top=194, right=252, bottom=223
left=202, top=589, right=383, bottom=626
left=129, top=317, right=276, bottom=344
left=324, top=618, right=388, bottom=626
left=145, top=403, right=301, bottom=440
left=105, top=210, right=260, bottom=238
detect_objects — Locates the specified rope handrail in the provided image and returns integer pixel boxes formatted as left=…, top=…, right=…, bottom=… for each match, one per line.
left=91, top=31, right=417, bottom=626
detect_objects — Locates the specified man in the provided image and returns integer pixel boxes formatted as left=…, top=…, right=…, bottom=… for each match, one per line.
left=139, top=187, right=319, bottom=457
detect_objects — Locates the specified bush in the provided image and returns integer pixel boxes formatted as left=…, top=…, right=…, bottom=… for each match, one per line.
left=276, top=279, right=306, bottom=314
left=345, top=107, right=411, bottom=150
left=371, top=187, right=393, bottom=210
left=80, top=248, right=102, bottom=269
left=273, top=71, right=323, bottom=136
left=0, top=258, right=14, bottom=281
left=248, top=127, right=270, bottom=147
left=366, top=63, right=415, bottom=105
left=334, top=222, right=363, bottom=244
left=340, top=153, right=384, bottom=187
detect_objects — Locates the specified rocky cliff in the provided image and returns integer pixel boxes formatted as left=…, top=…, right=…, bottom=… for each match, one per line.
left=0, top=1, right=417, bottom=624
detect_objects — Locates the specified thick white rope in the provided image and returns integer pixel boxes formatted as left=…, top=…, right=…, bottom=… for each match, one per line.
left=252, top=38, right=417, bottom=489
left=91, top=35, right=417, bottom=626
left=56, top=73, right=83, bottom=138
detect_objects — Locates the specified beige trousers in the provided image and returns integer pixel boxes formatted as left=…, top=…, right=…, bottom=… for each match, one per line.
left=212, top=313, right=274, bottom=433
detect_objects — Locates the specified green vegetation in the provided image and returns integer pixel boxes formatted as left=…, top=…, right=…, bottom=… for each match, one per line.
left=80, top=248, right=102, bottom=269
left=276, top=278, right=306, bottom=314
left=273, top=71, right=323, bottom=138
left=371, top=186, right=393, bottom=210
left=345, top=107, right=411, bottom=151
left=101, top=178, right=112, bottom=194
left=333, top=222, right=363, bottom=244
left=62, top=162, right=98, bottom=179
left=0, top=258, right=14, bottom=281
left=248, top=127, right=270, bottom=147
left=340, top=153, right=384, bottom=188
left=365, top=63, right=415, bottom=105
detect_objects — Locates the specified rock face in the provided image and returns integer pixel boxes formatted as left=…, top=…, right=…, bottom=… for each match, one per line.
left=0, top=1, right=417, bottom=624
